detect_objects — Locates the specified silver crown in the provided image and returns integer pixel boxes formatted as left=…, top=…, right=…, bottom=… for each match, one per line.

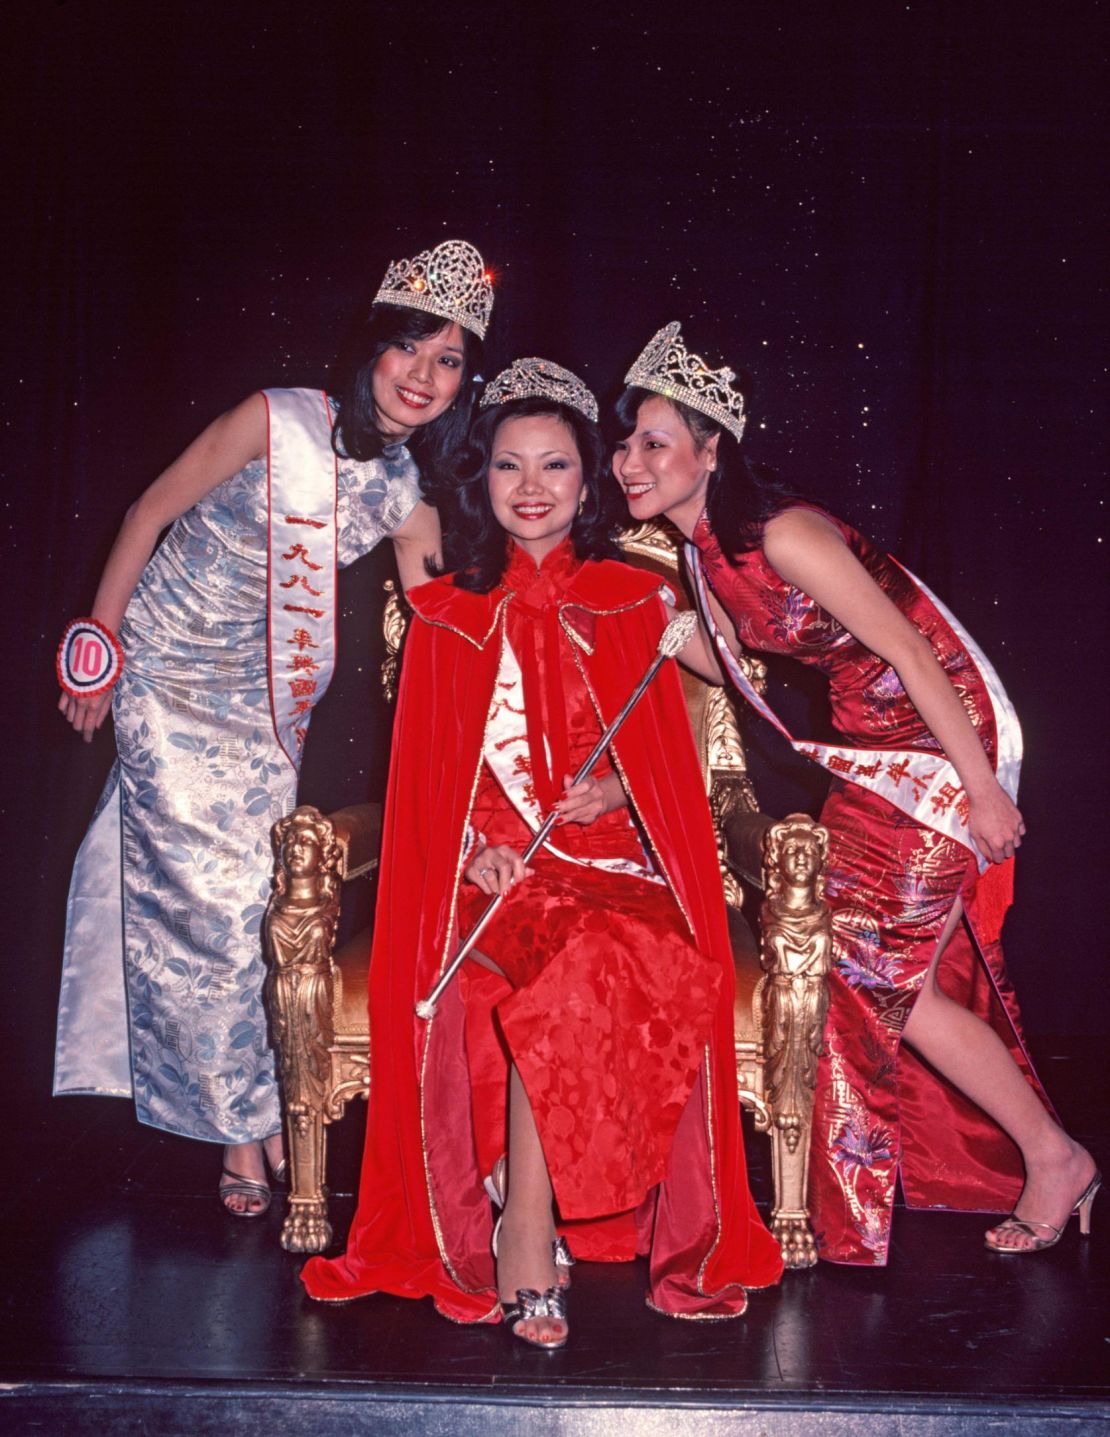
left=373, top=239, right=494, bottom=339
left=624, top=321, right=746, bottom=441
left=479, top=357, right=599, bottom=422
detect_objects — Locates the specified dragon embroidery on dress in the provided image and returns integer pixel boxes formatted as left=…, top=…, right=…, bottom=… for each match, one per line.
left=823, top=863, right=863, bottom=900
left=832, top=1110, right=895, bottom=1174
left=833, top=908, right=904, bottom=991
left=855, top=1201, right=890, bottom=1259
left=768, top=586, right=827, bottom=648
left=858, top=1017, right=900, bottom=1083
left=823, top=1041, right=897, bottom=1262
left=895, top=835, right=963, bottom=927
left=893, top=871, right=952, bottom=927
left=862, top=667, right=906, bottom=728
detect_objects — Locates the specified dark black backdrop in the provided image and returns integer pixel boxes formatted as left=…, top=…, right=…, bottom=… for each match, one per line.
left=5, top=2, right=1106, bottom=1128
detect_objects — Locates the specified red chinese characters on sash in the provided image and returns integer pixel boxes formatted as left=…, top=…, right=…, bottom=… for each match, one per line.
left=686, top=544, right=1022, bottom=873
left=263, top=389, right=339, bottom=769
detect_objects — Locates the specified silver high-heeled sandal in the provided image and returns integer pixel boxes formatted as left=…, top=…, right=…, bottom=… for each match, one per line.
left=985, top=1168, right=1101, bottom=1254
left=490, top=1176, right=570, bottom=1351
left=500, top=1285, right=569, bottom=1351
left=219, top=1166, right=271, bottom=1218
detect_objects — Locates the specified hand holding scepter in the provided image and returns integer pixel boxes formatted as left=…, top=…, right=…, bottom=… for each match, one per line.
left=415, top=609, right=697, bottom=1020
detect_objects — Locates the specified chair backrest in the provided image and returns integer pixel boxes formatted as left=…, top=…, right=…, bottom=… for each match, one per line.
left=617, top=523, right=762, bottom=910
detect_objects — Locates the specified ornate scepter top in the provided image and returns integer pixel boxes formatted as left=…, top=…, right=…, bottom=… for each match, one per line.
left=658, top=609, right=697, bottom=657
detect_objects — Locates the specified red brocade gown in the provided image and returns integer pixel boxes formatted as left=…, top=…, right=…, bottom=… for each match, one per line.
left=300, top=540, right=783, bottom=1320
left=690, top=508, right=1052, bottom=1266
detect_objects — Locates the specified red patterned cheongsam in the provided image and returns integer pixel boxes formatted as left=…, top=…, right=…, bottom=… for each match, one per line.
left=691, top=507, right=1050, bottom=1266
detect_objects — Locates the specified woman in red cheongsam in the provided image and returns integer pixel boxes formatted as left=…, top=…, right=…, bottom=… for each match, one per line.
left=611, top=322, right=1097, bottom=1267
left=301, top=359, right=783, bottom=1346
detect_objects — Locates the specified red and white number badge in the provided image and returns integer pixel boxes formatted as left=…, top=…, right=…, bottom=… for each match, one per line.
left=57, top=618, right=125, bottom=698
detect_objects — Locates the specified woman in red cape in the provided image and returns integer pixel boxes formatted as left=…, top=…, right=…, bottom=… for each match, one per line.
left=611, top=322, right=1098, bottom=1267
left=301, top=360, right=783, bottom=1344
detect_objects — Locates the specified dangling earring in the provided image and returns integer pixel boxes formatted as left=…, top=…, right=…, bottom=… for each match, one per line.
left=577, top=489, right=587, bottom=514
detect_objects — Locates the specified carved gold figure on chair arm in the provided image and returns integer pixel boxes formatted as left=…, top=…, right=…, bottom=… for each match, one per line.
left=265, top=807, right=349, bottom=1253
left=759, top=815, right=832, bottom=1268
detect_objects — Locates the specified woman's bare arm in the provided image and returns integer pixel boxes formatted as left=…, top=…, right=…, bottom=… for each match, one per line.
left=59, top=394, right=268, bottom=741
left=390, top=499, right=443, bottom=594
left=761, top=507, right=1024, bottom=863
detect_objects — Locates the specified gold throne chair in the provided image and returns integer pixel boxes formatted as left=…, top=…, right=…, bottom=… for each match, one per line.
left=264, top=523, right=831, bottom=1269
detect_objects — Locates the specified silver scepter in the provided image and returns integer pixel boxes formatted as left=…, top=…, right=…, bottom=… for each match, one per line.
left=415, top=609, right=697, bottom=1020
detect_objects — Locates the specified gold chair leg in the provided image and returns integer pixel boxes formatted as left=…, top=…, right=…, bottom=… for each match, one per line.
left=281, top=1102, right=332, bottom=1254
left=264, top=806, right=343, bottom=1254
left=760, top=815, right=833, bottom=1270
left=769, top=1109, right=819, bottom=1270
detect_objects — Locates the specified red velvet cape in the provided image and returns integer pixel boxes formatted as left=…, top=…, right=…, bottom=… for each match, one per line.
left=300, top=555, right=784, bottom=1321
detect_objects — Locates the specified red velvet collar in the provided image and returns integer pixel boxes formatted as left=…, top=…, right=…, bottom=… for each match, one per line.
left=408, top=540, right=664, bottom=650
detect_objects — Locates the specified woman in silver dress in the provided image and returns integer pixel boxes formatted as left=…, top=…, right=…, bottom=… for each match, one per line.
left=55, top=240, right=493, bottom=1216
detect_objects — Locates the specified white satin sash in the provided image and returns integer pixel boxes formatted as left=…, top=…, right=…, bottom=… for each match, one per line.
left=264, top=389, right=339, bottom=768
left=482, top=635, right=662, bottom=883
left=686, top=543, right=1022, bottom=872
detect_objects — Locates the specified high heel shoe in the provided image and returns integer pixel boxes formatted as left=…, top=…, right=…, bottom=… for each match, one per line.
left=500, top=1286, right=569, bottom=1351
left=491, top=1203, right=571, bottom=1349
left=985, top=1168, right=1101, bottom=1254
left=219, top=1166, right=272, bottom=1218
left=485, top=1155, right=574, bottom=1287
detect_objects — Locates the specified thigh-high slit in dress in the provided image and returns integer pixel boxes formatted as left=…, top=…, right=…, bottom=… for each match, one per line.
left=688, top=506, right=1053, bottom=1265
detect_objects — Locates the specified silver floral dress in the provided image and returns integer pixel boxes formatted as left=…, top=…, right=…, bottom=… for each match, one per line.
left=55, top=401, right=420, bottom=1143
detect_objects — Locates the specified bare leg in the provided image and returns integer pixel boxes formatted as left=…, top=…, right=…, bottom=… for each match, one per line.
left=901, top=898, right=1095, bottom=1249
left=495, top=1066, right=567, bottom=1345
left=468, top=952, right=568, bottom=1338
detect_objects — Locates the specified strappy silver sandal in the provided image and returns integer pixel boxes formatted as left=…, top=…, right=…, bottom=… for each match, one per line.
left=219, top=1165, right=272, bottom=1218
left=501, top=1285, right=569, bottom=1350
left=985, top=1169, right=1101, bottom=1253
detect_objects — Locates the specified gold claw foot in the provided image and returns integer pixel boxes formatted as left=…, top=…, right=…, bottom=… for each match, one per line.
left=280, top=1200, right=333, bottom=1254
left=772, top=1214, right=818, bottom=1269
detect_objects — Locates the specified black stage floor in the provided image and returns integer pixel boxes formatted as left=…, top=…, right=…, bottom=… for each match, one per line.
left=2, top=1039, right=1106, bottom=1435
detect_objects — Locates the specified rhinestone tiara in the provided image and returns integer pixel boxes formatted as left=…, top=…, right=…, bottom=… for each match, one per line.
left=373, top=239, right=494, bottom=340
left=624, top=321, right=746, bottom=441
left=479, top=357, right=599, bottom=423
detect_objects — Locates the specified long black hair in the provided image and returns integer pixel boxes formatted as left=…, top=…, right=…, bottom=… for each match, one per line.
left=442, top=395, right=620, bottom=592
left=330, top=303, right=483, bottom=499
left=613, top=384, right=794, bottom=556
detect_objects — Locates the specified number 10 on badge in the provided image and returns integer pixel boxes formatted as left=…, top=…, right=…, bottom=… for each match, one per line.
left=57, top=617, right=125, bottom=698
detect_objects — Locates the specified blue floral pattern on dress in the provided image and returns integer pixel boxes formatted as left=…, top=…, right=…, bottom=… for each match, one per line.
left=57, top=397, right=421, bottom=1142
